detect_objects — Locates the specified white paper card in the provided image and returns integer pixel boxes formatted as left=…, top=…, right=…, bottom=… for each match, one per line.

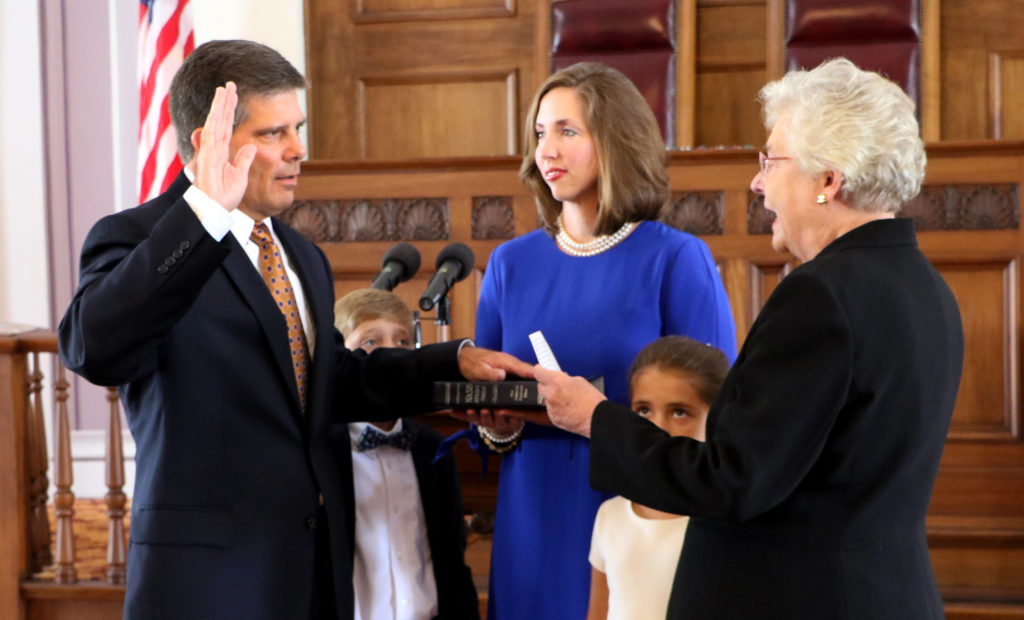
left=529, top=330, right=561, bottom=371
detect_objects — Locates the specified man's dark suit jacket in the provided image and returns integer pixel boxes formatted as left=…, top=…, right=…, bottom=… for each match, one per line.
left=333, top=418, right=480, bottom=619
left=590, top=219, right=964, bottom=619
left=58, top=173, right=466, bottom=620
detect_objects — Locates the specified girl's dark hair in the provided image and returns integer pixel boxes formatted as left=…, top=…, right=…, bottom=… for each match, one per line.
left=629, top=336, right=730, bottom=406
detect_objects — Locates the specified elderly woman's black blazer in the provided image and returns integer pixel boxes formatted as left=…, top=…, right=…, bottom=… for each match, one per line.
left=590, top=218, right=963, bottom=620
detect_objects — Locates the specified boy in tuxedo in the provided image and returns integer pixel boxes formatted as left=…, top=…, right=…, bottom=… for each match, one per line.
left=334, top=288, right=480, bottom=620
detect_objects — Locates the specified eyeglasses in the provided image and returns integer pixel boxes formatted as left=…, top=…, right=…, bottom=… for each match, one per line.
left=758, top=151, right=792, bottom=175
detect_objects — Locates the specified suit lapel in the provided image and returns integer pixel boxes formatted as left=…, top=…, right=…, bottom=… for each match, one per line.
left=220, top=233, right=304, bottom=414
left=169, top=173, right=304, bottom=415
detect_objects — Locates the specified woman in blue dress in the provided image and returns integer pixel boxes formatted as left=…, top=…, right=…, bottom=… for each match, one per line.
left=474, top=63, right=737, bottom=619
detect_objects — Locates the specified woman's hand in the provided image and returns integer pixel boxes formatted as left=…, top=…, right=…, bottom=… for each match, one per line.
left=535, top=365, right=605, bottom=438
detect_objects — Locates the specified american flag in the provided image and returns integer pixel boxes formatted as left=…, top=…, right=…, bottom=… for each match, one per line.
left=138, top=0, right=194, bottom=204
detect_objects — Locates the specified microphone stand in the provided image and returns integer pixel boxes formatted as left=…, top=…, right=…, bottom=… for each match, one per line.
left=412, top=310, right=423, bottom=349
left=416, top=295, right=452, bottom=344
left=433, top=295, right=451, bottom=343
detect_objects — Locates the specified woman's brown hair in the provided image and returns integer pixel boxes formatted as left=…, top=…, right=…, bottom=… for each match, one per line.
left=520, top=62, right=670, bottom=236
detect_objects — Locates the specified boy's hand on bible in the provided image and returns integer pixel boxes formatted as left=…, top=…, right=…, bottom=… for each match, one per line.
left=448, top=409, right=526, bottom=434
left=493, top=409, right=553, bottom=426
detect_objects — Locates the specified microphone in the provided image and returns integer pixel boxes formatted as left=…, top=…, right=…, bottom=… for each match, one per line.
left=419, top=243, right=475, bottom=311
left=371, top=243, right=421, bottom=291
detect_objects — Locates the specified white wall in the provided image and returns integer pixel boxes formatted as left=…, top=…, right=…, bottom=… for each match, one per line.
left=193, top=0, right=306, bottom=75
left=0, top=1, right=49, bottom=328
left=0, top=0, right=306, bottom=331
left=192, top=0, right=308, bottom=144
left=0, top=0, right=305, bottom=497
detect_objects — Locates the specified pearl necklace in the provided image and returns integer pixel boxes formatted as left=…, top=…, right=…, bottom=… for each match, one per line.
left=556, top=216, right=638, bottom=257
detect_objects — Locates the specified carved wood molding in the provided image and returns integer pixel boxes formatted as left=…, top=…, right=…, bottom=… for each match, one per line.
left=471, top=196, right=515, bottom=240
left=745, top=183, right=1021, bottom=234
left=280, top=198, right=451, bottom=242
left=664, top=190, right=725, bottom=235
left=352, top=0, right=515, bottom=24
left=904, top=183, right=1020, bottom=231
left=747, top=192, right=773, bottom=234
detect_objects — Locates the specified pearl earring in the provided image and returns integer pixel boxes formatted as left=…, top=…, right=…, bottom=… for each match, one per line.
left=816, top=194, right=828, bottom=205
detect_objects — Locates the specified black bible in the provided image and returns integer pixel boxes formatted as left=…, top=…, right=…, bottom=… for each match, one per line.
left=433, top=376, right=604, bottom=410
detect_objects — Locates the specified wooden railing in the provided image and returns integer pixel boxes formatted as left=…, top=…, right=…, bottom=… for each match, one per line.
left=1, top=325, right=126, bottom=620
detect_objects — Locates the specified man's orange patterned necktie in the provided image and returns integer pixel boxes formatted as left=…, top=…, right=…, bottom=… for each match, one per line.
left=250, top=222, right=310, bottom=410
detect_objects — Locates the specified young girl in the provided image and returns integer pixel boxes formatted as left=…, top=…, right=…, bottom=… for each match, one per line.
left=586, top=336, right=730, bottom=620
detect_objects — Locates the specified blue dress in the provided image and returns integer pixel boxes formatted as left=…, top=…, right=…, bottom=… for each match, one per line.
left=476, top=221, right=737, bottom=620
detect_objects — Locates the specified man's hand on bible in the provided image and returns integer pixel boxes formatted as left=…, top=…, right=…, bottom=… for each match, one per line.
left=456, top=345, right=534, bottom=382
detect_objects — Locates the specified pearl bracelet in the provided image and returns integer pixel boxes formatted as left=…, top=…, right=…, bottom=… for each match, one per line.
left=478, top=425, right=523, bottom=453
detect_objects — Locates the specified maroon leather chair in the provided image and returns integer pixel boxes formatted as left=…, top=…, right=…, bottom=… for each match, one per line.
left=549, top=0, right=676, bottom=146
left=784, top=0, right=922, bottom=112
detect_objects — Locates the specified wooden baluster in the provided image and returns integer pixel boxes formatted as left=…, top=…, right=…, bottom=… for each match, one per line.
left=53, top=364, right=77, bottom=583
left=25, top=352, right=52, bottom=572
left=104, top=387, right=126, bottom=584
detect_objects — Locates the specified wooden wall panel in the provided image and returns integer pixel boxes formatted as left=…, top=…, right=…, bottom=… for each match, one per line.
left=306, top=0, right=535, bottom=160
left=940, top=260, right=1018, bottom=439
left=991, top=52, right=1024, bottom=140
left=694, top=1, right=767, bottom=148
left=354, top=0, right=514, bottom=22
left=358, top=72, right=517, bottom=159
left=748, top=260, right=790, bottom=315
left=697, top=1, right=766, bottom=68
left=26, top=599, right=123, bottom=620
left=695, top=69, right=765, bottom=148
left=306, top=0, right=1024, bottom=160
left=940, top=0, right=1024, bottom=141
left=942, top=49, right=990, bottom=140
left=932, top=546, right=1024, bottom=599
left=931, top=472, right=1024, bottom=519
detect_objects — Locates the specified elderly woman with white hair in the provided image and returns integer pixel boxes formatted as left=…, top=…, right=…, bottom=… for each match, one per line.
left=535, top=58, right=965, bottom=619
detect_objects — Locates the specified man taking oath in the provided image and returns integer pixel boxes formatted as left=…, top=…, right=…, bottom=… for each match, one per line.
left=58, top=39, right=530, bottom=620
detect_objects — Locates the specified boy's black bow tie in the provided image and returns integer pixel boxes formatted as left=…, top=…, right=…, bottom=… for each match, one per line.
left=356, top=425, right=416, bottom=452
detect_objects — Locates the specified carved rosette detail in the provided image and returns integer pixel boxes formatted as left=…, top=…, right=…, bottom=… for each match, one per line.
left=279, top=200, right=332, bottom=242
left=903, top=184, right=1019, bottom=231
left=747, top=193, right=773, bottom=235
left=398, top=199, right=450, bottom=240
left=282, top=198, right=452, bottom=241
left=472, top=196, right=515, bottom=240
left=745, top=183, right=1021, bottom=233
left=664, top=191, right=724, bottom=235
left=902, top=189, right=946, bottom=231
left=958, top=185, right=1019, bottom=230
left=340, top=201, right=387, bottom=241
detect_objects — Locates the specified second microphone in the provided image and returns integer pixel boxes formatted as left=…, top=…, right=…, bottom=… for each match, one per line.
left=419, top=243, right=475, bottom=311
